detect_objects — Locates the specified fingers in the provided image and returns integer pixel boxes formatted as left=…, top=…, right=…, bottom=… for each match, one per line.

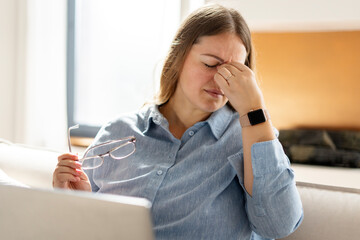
left=55, top=166, right=82, bottom=183
left=214, top=60, right=264, bottom=115
left=58, top=153, right=78, bottom=162
left=216, top=60, right=255, bottom=87
left=55, top=162, right=82, bottom=179
left=214, top=64, right=242, bottom=91
left=214, top=71, right=230, bottom=91
left=217, top=67, right=232, bottom=84
left=225, top=61, right=249, bottom=72
left=54, top=153, right=83, bottom=187
left=218, top=64, right=249, bottom=80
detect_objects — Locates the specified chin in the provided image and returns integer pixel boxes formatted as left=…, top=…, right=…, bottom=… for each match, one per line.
left=198, top=101, right=227, bottom=113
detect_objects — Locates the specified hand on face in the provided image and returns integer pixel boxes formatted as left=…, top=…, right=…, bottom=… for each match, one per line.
left=214, top=62, right=265, bottom=116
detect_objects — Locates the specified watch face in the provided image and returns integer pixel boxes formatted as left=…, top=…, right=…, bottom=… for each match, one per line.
left=248, top=109, right=266, bottom=125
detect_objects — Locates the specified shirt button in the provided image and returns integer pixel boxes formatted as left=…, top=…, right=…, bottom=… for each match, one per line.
left=153, top=117, right=160, bottom=125
left=169, top=153, right=174, bottom=158
left=156, top=170, right=163, bottom=176
left=189, top=131, right=194, bottom=136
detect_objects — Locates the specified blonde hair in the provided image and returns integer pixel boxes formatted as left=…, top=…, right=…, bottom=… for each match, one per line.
left=154, top=4, right=255, bottom=105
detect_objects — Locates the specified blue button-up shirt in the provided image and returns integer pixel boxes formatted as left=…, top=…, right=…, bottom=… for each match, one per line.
left=85, top=104, right=303, bottom=240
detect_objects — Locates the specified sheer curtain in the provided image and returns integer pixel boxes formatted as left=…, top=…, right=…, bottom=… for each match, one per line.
left=14, top=0, right=67, bottom=150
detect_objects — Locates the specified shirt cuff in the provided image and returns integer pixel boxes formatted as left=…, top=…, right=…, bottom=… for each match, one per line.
left=251, top=138, right=290, bottom=177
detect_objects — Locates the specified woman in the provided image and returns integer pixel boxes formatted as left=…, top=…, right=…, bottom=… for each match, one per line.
left=53, top=4, right=303, bottom=239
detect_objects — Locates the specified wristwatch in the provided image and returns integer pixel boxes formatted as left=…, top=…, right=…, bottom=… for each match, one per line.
left=240, top=109, right=270, bottom=128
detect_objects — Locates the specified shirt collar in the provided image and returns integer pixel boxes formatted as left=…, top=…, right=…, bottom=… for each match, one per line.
left=141, top=104, right=163, bottom=134
left=141, top=104, right=235, bottom=139
left=205, top=105, right=234, bottom=140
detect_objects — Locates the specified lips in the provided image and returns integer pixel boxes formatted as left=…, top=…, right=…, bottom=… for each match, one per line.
left=205, top=89, right=224, bottom=97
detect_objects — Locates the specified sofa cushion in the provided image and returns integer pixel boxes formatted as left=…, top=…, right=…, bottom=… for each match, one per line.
left=280, top=182, right=360, bottom=240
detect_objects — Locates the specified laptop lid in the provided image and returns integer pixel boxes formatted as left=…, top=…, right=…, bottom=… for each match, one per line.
left=0, top=185, right=155, bottom=240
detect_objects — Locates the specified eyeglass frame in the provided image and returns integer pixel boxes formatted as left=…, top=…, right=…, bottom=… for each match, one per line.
left=67, top=124, right=136, bottom=169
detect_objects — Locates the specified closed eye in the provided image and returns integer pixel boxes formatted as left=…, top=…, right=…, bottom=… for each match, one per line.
left=204, top=63, right=219, bottom=68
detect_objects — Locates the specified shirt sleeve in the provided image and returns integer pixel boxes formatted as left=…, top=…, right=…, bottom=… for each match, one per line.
left=229, top=138, right=303, bottom=239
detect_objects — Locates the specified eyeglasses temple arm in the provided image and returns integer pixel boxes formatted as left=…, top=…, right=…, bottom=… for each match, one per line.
left=67, top=124, right=80, bottom=153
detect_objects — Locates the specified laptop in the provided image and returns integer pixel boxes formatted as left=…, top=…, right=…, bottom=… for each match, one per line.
left=0, top=184, right=155, bottom=240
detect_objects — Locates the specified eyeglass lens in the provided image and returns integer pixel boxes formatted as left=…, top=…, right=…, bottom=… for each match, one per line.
left=81, top=141, right=135, bottom=170
left=81, top=156, right=104, bottom=170
left=110, top=142, right=136, bottom=159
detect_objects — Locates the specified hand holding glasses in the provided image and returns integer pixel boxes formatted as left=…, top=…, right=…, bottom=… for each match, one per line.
left=68, top=124, right=136, bottom=170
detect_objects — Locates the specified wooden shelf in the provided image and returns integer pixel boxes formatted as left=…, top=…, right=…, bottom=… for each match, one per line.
left=70, top=137, right=93, bottom=148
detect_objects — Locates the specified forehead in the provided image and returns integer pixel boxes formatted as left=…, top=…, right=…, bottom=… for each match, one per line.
left=191, top=32, right=247, bottom=62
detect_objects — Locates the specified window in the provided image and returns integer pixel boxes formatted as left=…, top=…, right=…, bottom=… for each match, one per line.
left=67, top=0, right=182, bottom=138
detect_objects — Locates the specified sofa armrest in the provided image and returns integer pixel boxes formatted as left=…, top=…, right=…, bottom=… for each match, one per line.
left=0, top=141, right=60, bottom=189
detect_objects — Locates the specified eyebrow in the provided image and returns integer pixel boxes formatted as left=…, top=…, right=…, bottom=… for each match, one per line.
left=201, top=54, right=224, bottom=63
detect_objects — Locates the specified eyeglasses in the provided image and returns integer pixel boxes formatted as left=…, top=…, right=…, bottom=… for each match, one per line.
left=67, top=124, right=136, bottom=170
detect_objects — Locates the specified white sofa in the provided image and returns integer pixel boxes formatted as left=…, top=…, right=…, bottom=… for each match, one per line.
left=0, top=140, right=59, bottom=189
left=281, top=182, right=360, bottom=240
left=1, top=140, right=359, bottom=240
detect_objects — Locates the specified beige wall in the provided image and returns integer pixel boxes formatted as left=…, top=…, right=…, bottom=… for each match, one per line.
left=208, top=0, right=360, bottom=32
left=252, top=31, right=360, bottom=130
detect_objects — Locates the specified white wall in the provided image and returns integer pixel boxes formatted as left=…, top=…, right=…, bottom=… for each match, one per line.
left=207, top=0, right=360, bottom=31
left=0, top=0, right=16, bottom=141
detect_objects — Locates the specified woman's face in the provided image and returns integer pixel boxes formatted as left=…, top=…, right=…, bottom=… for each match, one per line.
left=173, top=32, right=247, bottom=114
